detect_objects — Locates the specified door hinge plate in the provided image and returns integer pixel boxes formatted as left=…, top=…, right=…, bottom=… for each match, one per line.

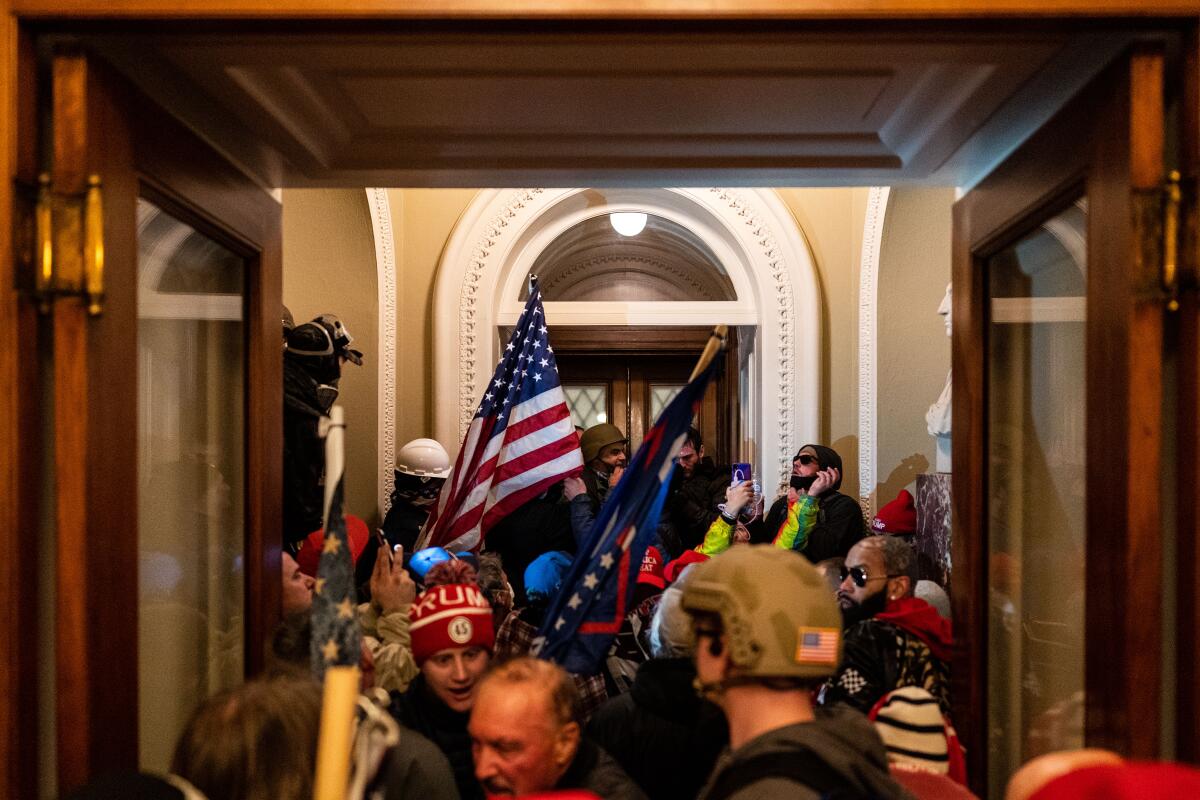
left=12, top=172, right=105, bottom=315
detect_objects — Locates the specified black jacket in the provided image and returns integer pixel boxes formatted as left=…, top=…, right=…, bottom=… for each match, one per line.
left=663, top=458, right=730, bottom=558
left=822, top=601, right=954, bottom=716
left=754, top=444, right=865, bottom=562
left=696, top=707, right=910, bottom=800
left=557, top=739, right=649, bottom=800
left=389, top=675, right=482, bottom=800
left=483, top=483, right=576, bottom=604
left=282, top=363, right=327, bottom=545
left=587, top=658, right=729, bottom=800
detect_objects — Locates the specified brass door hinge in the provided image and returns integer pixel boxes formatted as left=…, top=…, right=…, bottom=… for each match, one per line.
left=1136, top=170, right=1191, bottom=313
left=13, top=172, right=105, bottom=315
left=1162, top=170, right=1182, bottom=313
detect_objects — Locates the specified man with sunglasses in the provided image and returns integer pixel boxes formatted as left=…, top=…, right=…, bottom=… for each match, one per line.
left=822, top=535, right=954, bottom=716
left=755, top=444, right=865, bottom=563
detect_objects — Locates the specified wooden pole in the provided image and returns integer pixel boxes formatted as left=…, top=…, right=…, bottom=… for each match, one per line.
left=312, top=665, right=360, bottom=800
left=688, top=324, right=728, bottom=382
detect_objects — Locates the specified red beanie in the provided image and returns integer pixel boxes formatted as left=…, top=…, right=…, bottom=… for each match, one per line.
left=637, top=546, right=666, bottom=589
left=872, top=490, right=916, bottom=534
left=297, top=514, right=369, bottom=576
left=664, top=549, right=710, bottom=584
left=409, top=583, right=495, bottom=666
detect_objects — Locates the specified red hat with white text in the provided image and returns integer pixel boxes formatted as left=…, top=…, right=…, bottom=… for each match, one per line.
left=409, top=583, right=495, bottom=666
left=872, top=489, right=917, bottom=535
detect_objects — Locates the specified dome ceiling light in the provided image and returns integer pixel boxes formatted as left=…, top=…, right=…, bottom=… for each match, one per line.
left=609, top=212, right=648, bottom=237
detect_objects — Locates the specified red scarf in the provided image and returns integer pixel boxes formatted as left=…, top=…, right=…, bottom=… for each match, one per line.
left=876, top=596, right=953, bottom=661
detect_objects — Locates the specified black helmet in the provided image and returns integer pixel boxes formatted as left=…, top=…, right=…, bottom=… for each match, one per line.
left=312, top=314, right=364, bottom=366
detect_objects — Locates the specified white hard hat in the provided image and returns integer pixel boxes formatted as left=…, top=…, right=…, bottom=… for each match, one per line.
left=396, top=438, right=451, bottom=479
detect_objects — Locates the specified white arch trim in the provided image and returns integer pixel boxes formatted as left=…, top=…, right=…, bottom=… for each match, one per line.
left=431, top=188, right=821, bottom=492
left=367, top=188, right=398, bottom=516
left=857, top=187, right=890, bottom=517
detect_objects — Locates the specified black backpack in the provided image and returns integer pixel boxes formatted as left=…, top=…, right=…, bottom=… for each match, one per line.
left=703, top=749, right=873, bottom=800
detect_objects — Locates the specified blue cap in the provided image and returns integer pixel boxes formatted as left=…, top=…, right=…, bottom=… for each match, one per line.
left=454, top=551, right=480, bottom=569
left=409, top=546, right=452, bottom=578
left=524, top=551, right=573, bottom=602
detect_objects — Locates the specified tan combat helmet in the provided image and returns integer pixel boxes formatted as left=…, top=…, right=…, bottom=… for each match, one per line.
left=681, top=545, right=843, bottom=681
left=579, top=423, right=627, bottom=464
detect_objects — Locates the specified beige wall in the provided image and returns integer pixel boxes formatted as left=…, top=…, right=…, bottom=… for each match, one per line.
left=775, top=188, right=870, bottom=497
left=282, top=189, right=380, bottom=526
left=280, top=186, right=952, bottom=519
left=388, top=189, right=479, bottom=448
left=874, top=187, right=955, bottom=507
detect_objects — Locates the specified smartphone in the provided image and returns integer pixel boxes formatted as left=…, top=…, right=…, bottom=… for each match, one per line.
left=375, top=529, right=393, bottom=566
left=731, top=462, right=752, bottom=485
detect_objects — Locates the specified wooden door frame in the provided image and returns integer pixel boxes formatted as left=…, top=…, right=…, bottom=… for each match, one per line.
left=1177, top=24, right=1200, bottom=765
left=952, top=44, right=1169, bottom=791
left=26, top=49, right=283, bottom=793
left=0, top=6, right=1197, bottom=798
left=6, top=0, right=1200, bottom=19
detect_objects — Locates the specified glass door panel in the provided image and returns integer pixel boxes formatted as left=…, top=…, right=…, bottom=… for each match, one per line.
left=986, top=200, right=1087, bottom=798
left=136, top=198, right=246, bottom=771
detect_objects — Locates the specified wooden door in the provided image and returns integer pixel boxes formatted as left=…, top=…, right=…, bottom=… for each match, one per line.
left=952, top=45, right=1174, bottom=795
left=554, top=326, right=737, bottom=463
left=34, top=49, right=282, bottom=793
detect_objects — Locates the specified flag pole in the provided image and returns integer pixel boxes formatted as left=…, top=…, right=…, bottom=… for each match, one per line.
left=689, top=324, right=729, bottom=382
left=314, top=404, right=359, bottom=800
left=321, top=405, right=345, bottom=525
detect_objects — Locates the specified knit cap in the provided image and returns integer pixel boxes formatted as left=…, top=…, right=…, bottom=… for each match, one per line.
left=872, top=489, right=917, bottom=534
left=868, top=686, right=956, bottom=776
left=409, top=583, right=495, bottom=665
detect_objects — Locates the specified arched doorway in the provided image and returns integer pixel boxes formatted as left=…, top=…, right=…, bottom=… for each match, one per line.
left=427, top=187, right=822, bottom=493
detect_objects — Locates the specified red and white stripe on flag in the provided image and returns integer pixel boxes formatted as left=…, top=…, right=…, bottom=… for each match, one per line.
left=419, top=388, right=582, bottom=553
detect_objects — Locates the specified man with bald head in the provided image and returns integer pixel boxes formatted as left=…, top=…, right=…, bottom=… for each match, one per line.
left=469, top=657, right=646, bottom=799
left=822, top=535, right=954, bottom=715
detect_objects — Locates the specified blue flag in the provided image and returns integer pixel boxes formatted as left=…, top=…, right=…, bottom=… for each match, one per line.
left=309, top=473, right=361, bottom=681
left=534, top=343, right=725, bottom=674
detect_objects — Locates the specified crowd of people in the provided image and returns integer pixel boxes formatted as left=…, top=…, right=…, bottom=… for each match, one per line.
left=72, top=312, right=1200, bottom=800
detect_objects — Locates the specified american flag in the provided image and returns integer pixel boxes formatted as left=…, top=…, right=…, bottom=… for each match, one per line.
left=534, top=342, right=724, bottom=674
left=795, top=626, right=840, bottom=665
left=417, top=279, right=582, bottom=553
left=310, top=411, right=361, bottom=682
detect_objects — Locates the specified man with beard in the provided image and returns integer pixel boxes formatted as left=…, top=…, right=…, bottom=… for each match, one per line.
left=565, top=423, right=628, bottom=545
left=755, top=444, right=865, bottom=563
left=661, top=427, right=731, bottom=558
left=823, top=535, right=954, bottom=716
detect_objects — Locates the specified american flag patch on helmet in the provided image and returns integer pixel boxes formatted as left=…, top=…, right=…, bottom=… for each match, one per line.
left=795, top=626, right=839, bottom=665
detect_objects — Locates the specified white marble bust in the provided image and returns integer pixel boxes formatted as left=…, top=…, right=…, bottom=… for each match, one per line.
left=926, top=282, right=952, bottom=472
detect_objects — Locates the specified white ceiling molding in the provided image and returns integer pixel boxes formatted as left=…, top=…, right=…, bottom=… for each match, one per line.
left=432, top=187, right=821, bottom=493
left=858, top=187, right=891, bottom=518
left=367, top=188, right=397, bottom=517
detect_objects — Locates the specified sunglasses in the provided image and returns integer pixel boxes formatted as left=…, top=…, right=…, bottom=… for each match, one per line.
left=839, top=565, right=899, bottom=588
left=795, top=454, right=818, bottom=466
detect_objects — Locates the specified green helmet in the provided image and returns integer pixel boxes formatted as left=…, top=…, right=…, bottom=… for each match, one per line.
left=579, top=423, right=627, bottom=464
left=681, top=545, right=842, bottom=681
